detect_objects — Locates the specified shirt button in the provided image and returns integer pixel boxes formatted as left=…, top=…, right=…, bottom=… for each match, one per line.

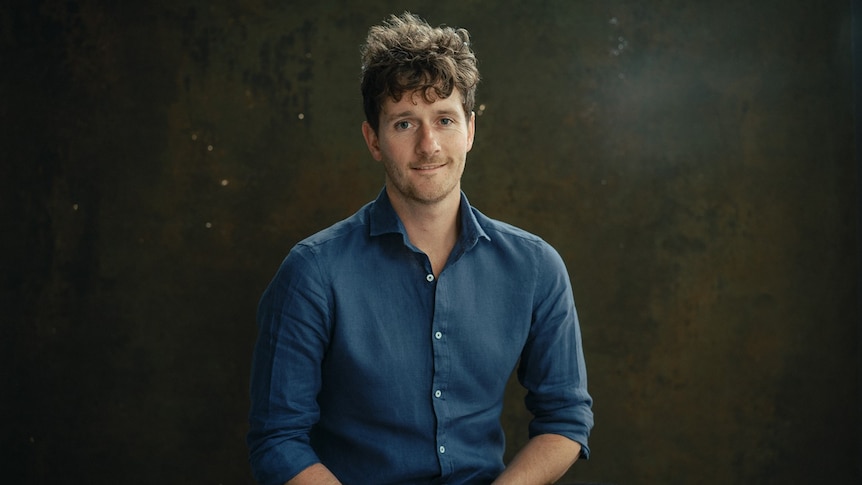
left=439, top=445, right=446, bottom=454
left=434, top=331, right=442, bottom=340
left=426, top=274, right=434, bottom=282
left=435, top=390, right=442, bottom=398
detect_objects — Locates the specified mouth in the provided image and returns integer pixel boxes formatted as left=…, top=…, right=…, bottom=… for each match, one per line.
left=412, top=160, right=447, bottom=171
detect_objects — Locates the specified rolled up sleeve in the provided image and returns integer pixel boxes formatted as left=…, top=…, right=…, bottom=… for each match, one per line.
left=247, top=245, right=331, bottom=484
left=518, top=243, right=594, bottom=458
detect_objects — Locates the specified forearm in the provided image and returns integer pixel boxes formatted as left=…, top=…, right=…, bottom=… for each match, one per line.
left=492, top=434, right=582, bottom=485
left=285, top=463, right=341, bottom=485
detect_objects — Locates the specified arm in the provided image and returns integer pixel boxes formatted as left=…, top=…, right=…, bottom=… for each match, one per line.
left=505, top=243, right=593, bottom=483
left=248, top=246, right=334, bottom=485
left=493, top=434, right=582, bottom=485
left=285, top=463, right=341, bottom=485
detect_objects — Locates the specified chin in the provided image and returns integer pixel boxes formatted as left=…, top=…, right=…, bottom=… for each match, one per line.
left=412, top=187, right=458, bottom=205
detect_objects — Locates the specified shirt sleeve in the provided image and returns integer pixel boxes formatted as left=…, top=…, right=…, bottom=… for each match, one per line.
left=247, top=244, right=331, bottom=485
left=517, top=241, right=594, bottom=458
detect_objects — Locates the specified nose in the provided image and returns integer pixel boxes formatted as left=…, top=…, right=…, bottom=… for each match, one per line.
left=416, top=125, right=440, bottom=156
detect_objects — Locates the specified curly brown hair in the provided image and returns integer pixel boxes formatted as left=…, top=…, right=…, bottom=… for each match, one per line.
left=360, top=12, right=480, bottom=133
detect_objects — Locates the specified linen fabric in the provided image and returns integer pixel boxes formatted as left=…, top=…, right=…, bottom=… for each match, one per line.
left=248, top=189, right=593, bottom=485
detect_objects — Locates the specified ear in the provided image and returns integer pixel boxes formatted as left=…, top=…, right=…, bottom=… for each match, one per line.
left=362, top=121, right=383, bottom=161
left=465, top=111, right=476, bottom=153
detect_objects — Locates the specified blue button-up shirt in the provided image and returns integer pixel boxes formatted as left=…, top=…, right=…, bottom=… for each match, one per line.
left=248, top=189, right=593, bottom=485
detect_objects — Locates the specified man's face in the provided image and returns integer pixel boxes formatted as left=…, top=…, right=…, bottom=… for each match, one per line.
left=362, top=89, right=475, bottom=207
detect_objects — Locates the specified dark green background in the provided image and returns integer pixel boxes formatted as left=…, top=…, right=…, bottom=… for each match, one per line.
left=2, top=1, right=858, bottom=483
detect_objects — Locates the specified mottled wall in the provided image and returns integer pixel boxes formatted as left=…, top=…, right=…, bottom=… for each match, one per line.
left=2, top=0, right=858, bottom=484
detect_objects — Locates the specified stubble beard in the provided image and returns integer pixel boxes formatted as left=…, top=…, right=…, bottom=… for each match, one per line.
left=385, top=155, right=463, bottom=206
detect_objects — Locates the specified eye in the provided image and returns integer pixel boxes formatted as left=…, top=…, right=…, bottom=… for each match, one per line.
left=439, top=118, right=454, bottom=126
left=395, top=120, right=411, bottom=130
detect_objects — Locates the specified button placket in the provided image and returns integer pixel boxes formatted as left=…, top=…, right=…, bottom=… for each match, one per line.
left=429, top=265, right=453, bottom=476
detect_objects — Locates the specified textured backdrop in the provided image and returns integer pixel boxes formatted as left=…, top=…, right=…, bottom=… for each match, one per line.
left=2, top=0, right=858, bottom=483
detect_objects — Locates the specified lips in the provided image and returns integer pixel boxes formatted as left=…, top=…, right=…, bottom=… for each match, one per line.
left=412, top=159, right=447, bottom=171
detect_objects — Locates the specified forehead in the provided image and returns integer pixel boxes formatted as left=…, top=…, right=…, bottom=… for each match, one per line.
left=380, top=89, right=466, bottom=119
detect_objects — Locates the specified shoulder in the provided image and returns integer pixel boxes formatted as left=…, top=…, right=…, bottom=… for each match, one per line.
left=475, top=209, right=542, bottom=242
left=469, top=206, right=573, bottom=293
left=472, top=207, right=562, bottom=261
left=271, top=202, right=373, bottom=284
left=470, top=207, right=574, bottom=302
left=294, top=202, right=373, bottom=253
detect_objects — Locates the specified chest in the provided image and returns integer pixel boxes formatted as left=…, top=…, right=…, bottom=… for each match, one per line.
left=321, top=250, right=535, bottom=394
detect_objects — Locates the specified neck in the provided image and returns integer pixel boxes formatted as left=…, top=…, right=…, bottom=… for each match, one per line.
left=387, top=187, right=461, bottom=276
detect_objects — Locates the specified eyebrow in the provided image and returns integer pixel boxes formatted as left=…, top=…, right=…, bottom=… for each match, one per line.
left=383, top=108, right=461, bottom=121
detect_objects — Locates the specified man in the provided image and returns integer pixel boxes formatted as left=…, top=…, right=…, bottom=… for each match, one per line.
left=248, top=12, right=593, bottom=485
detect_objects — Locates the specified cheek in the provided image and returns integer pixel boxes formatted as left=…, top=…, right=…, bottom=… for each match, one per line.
left=382, top=138, right=414, bottom=159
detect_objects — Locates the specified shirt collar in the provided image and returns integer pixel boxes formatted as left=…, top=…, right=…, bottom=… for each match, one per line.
left=369, top=187, right=490, bottom=249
